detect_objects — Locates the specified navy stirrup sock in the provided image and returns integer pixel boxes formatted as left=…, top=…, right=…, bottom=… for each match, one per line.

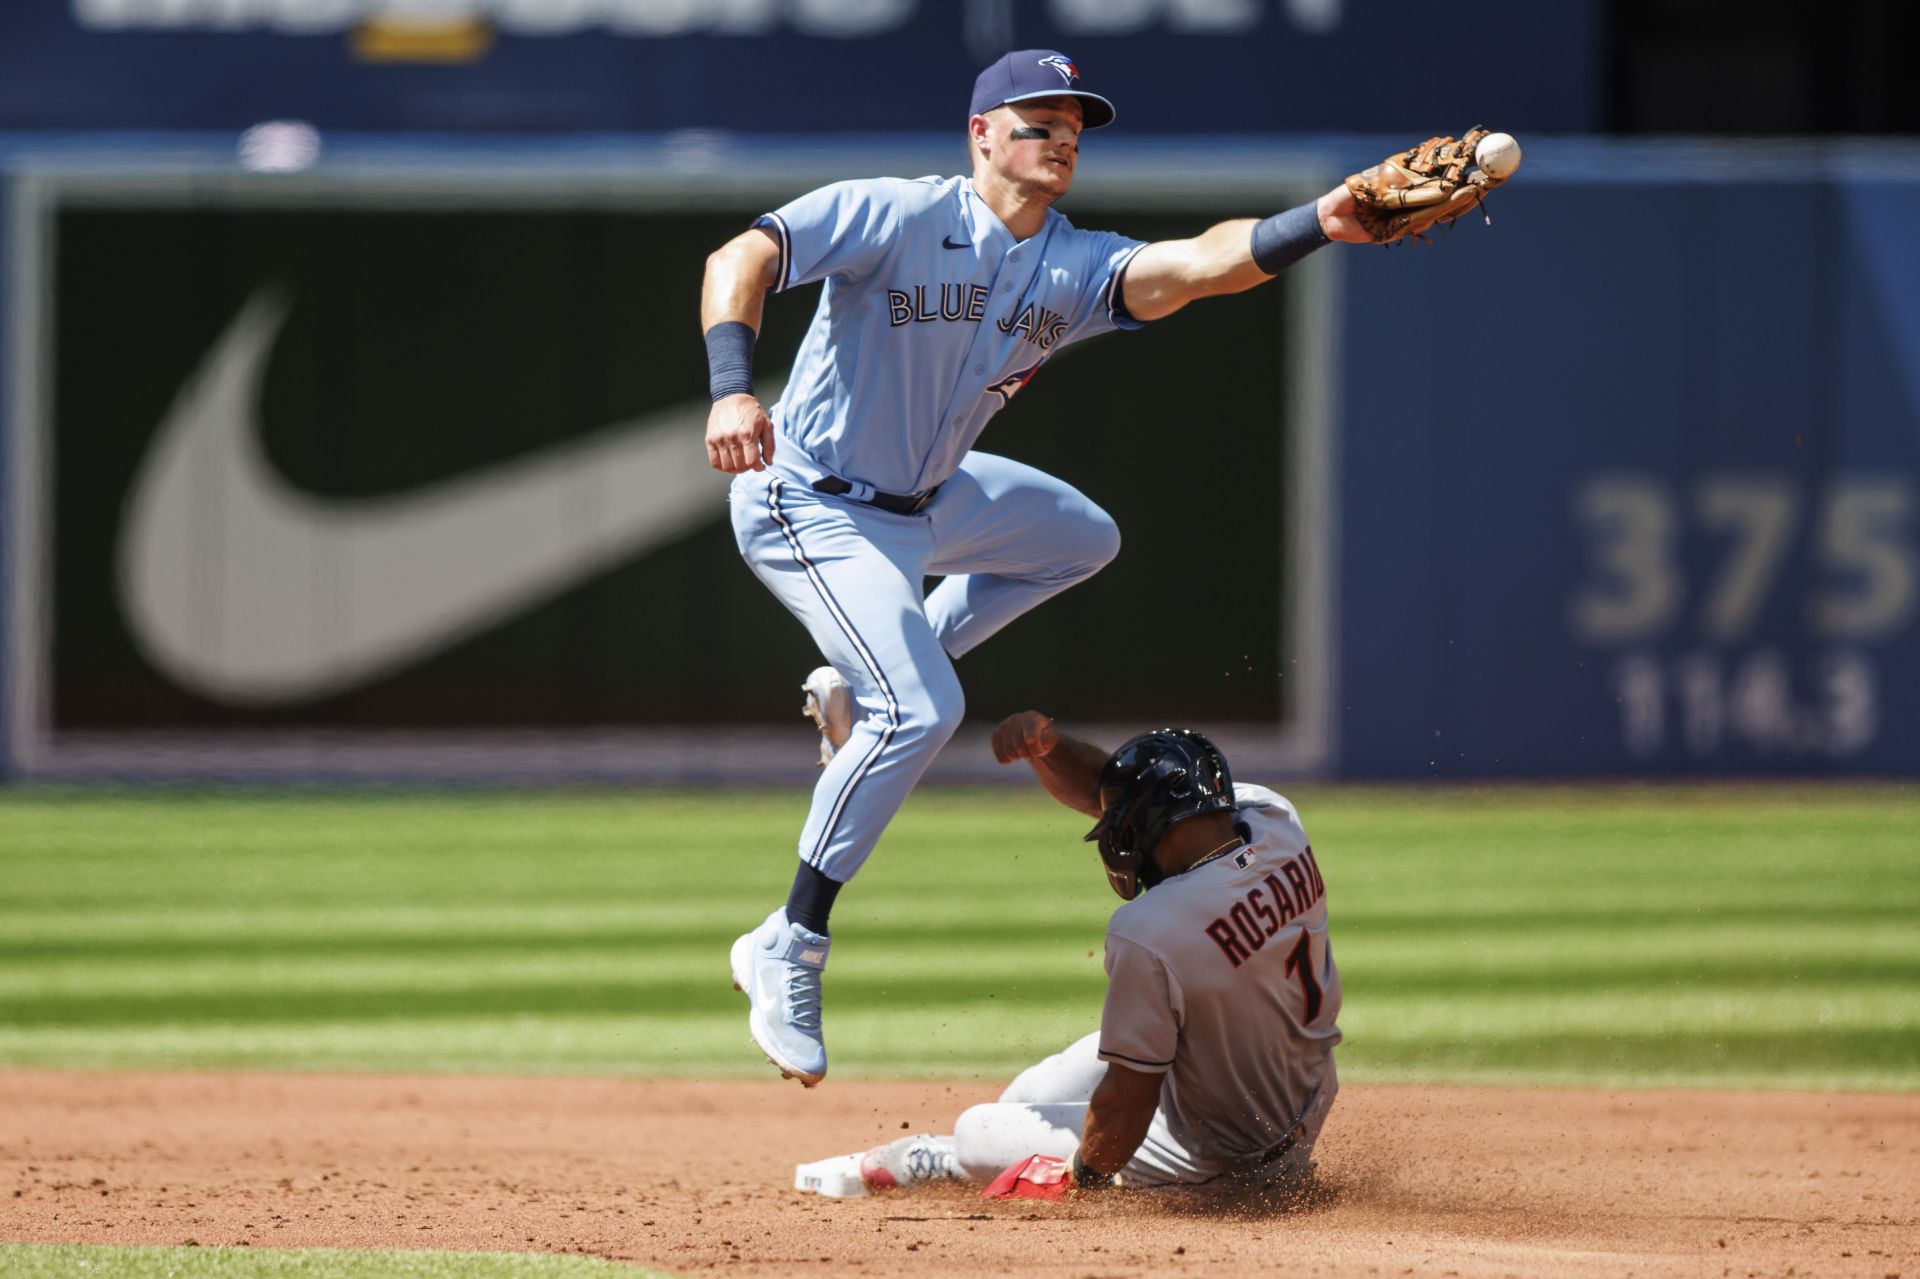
left=786, top=862, right=843, bottom=936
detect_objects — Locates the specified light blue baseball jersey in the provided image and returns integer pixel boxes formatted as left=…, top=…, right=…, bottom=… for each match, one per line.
left=756, top=175, right=1146, bottom=496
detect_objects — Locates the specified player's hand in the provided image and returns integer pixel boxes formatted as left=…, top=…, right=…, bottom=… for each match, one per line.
left=706, top=394, right=775, bottom=473
left=1313, top=183, right=1375, bottom=245
left=991, top=711, right=1058, bottom=765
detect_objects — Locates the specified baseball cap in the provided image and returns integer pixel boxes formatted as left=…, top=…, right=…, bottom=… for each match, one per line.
left=969, top=49, right=1116, bottom=129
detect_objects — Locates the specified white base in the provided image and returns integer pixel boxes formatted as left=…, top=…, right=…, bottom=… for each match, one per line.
left=794, top=1152, right=869, bottom=1198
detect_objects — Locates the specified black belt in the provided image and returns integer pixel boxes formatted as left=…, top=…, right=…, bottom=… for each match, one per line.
left=811, top=475, right=940, bottom=515
left=1250, top=1120, right=1306, bottom=1169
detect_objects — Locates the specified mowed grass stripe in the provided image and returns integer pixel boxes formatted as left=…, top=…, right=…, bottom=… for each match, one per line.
left=1344, top=986, right=1919, bottom=1035
left=0, top=1007, right=1101, bottom=1075
left=0, top=1016, right=1908, bottom=1089
left=5, top=911, right=1906, bottom=981
left=0, top=971, right=1110, bottom=1026
left=0, top=941, right=1109, bottom=995
left=1323, top=1029, right=1920, bottom=1091
left=0, top=971, right=1907, bottom=1026
left=2, top=785, right=1915, bottom=1087
left=0, top=902, right=1911, bottom=964
left=2, top=966, right=1905, bottom=1033
left=4, top=939, right=1909, bottom=1005
left=0, top=1011, right=1909, bottom=1090
left=0, top=907, right=1116, bottom=953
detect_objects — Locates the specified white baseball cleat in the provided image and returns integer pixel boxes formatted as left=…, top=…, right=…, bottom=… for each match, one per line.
left=801, top=666, right=852, bottom=767
left=730, top=907, right=830, bottom=1086
left=858, top=1134, right=965, bottom=1190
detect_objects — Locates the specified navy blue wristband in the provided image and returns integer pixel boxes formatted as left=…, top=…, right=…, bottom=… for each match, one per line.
left=705, top=321, right=756, bottom=402
left=1249, top=201, right=1330, bottom=277
left=1071, top=1151, right=1119, bottom=1191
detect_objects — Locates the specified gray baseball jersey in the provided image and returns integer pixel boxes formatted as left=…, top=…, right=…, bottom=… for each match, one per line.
left=1097, top=783, right=1342, bottom=1166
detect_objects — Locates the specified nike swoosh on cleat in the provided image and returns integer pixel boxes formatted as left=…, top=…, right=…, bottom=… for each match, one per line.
left=119, top=286, right=779, bottom=706
left=941, top=235, right=969, bottom=250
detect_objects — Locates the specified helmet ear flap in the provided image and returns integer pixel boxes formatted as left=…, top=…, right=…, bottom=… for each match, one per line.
left=1089, top=793, right=1147, bottom=901
left=1085, top=728, right=1235, bottom=901
left=1099, top=854, right=1140, bottom=901
left=1093, top=817, right=1172, bottom=901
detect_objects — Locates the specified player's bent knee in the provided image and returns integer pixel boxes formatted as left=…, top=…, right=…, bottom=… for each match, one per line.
left=922, top=668, right=967, bottom=739
left=952, top=1098, right=1029, bottom=1182
left=1088, top=510, right=1121, bottom=570
left=889, top=680, right=964, bottom=751
left=923, top=685, right=966, bottom=746
left=952, top=1105, right=1011, bottom=1183
left=954, top=1101, right=1084, bottom=1181
left=1060, top=505, right=1120, bottom=580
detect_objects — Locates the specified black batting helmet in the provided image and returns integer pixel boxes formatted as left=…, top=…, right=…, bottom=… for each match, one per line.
left=1083, top=728, right=1235, bottom=901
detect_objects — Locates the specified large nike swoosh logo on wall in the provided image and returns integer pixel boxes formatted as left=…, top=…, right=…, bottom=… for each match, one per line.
left=119, top=288, right=761, bottom=706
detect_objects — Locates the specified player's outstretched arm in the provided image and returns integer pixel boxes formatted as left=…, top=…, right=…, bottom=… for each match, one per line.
left=990, top=711, right=1107, bottom=819
left=1074, top=1061, right=1162, bottom=1183
left=1120, top=184, right=1370, bottom=323
left=701, top=228, right=782, bottom=474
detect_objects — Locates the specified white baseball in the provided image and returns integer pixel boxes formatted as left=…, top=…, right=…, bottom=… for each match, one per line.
left=1474, top=132, right=1522, bottom=181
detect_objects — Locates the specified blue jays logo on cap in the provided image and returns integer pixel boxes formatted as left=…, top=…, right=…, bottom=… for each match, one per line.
left=1037, top=54, right=1079, bottom=85
left=969, top=48, right=1117, bottom=129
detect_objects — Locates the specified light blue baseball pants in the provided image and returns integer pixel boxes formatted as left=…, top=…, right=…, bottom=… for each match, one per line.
left=729, top=450, right=1120, bottom=882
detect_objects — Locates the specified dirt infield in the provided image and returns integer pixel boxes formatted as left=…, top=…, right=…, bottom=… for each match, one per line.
left=3, top=1070, right=1915, bottom=1278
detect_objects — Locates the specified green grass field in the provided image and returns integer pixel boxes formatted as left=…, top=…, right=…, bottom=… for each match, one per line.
left=3, top=782, right=1916, bottom=1090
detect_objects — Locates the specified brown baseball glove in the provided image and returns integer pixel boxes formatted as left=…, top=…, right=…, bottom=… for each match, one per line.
left=1345, top=128, right=1506, bottom=245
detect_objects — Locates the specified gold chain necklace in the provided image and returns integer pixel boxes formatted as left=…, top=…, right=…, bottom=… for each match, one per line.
left=1184, top=836, right=1246, bottom=874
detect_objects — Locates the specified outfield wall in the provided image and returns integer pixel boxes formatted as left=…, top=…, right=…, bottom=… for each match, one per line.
left=1337, top=147, right=1920, bottom=776
left=1, top=136, right=1916, bottom=780
left=0, top=135, right=1337, bottom=783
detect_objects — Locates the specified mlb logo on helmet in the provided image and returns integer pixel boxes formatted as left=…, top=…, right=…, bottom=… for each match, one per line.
left=969, top=48, right=1117, bottom=129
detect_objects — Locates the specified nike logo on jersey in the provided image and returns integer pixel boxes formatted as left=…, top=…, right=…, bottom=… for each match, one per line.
left=941, top=235, right=969, bottom=250
left=119, top=287, right=757, bottom=706
left=886, top=283, right=990, bottom=327
left=996, top=301, right=1069, bottom=351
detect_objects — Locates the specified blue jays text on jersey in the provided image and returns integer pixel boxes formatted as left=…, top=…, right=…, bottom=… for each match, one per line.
left=883, top=285, right=1071, bottom=355
left=755, top=174, right=1144, bottom=497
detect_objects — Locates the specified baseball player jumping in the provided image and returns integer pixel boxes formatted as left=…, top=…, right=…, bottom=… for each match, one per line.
left=705, top=49, right=1378, bottom=1086
left=812, top=711, right=1341, bottom=1196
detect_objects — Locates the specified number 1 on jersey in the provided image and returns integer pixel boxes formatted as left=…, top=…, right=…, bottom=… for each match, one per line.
left=1284, top=931, right=1324, bottom=1023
